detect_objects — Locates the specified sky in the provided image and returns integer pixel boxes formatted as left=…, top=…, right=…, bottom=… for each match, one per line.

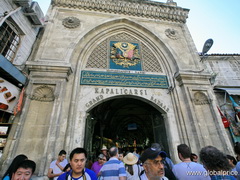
left=35, top=0, right=240, bottom=54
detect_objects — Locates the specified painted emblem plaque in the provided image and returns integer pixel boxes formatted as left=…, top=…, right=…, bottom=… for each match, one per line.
left=110, top=41, right=142, bottom=71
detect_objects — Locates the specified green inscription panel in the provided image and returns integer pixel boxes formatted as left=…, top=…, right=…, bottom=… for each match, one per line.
left=80, top=71, right=168, bottom=89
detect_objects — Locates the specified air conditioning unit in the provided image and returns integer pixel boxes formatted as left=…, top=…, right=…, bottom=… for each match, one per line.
left=13, top=0, right=32, bottom=8
left=25, top=1, right=45, bottom=26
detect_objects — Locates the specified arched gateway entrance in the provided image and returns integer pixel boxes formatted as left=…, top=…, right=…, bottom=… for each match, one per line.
left=84, top=96, right=169, bottom=160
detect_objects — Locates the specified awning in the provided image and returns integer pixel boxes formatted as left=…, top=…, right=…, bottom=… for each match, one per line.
left=0, top=54, right=27, bottom=88
left=215, top=88, right=240, bottom=96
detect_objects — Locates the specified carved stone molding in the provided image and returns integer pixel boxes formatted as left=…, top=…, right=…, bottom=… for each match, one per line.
left=62, top=17, right=80, bottom=28
left=30, top=85, right=55, bottom=102
left=52, top=0, right=189, bottom=23
left=165, top=28, right=179, bottom=40
left=193, top=91, right=210, bottom=105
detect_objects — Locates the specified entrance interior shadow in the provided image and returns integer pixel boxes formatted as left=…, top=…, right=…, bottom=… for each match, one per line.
left=84, top=97, right=169, bottom=160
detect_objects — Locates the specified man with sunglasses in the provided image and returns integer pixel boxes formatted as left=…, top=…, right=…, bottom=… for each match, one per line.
left=139, top=147, right=168, bottom=180
left=91, top=154, right=107, bottom=176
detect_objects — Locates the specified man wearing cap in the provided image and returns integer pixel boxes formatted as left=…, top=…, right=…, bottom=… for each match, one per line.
left=151, top=143, right=174, bottom=170
left=139, top=147, right=168, bottom=180
left=99, top=146, right=127, bottom=180
left=150, top=143, right=176, bottom=180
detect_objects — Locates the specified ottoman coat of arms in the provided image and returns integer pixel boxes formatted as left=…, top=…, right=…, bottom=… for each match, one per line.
left=110, top=42, right=141, bottom=69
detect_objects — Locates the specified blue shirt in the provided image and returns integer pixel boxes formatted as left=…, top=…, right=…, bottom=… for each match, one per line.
left=3, top=175, right=10, bottom=180
left=57, top=168, right=97, bottom=180
left=210, top=175, right=236, bottom=180
left=236, top=162, right=240, bottom=180
left=172, top=162, right=210, bottom=180
left=100, top=157, right=126, bottom=180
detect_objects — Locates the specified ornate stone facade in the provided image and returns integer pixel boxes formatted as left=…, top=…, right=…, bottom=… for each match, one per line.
left=1, top=0, right=236, bottom=179
left=52, top=0, right=189, bottom=23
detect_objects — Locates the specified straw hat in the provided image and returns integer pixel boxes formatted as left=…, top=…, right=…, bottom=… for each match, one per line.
left=101, top=145, right=108, bottom=151
left=123, top=153, right=138, bottom=165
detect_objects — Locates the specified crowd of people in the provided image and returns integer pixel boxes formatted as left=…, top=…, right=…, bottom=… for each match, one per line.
left=2, top=142, right=240, bottom=180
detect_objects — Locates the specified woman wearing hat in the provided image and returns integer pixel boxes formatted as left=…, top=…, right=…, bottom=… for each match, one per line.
left=123, top=153, right=143, bottom=180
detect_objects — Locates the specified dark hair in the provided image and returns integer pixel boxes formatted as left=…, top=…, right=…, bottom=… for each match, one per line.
left=125, top=164, right=134, bottom=175
left=190, top=153, right=198, bottom=161
left=200, top=146, right=231, bottom=171
left=63, top=163, right=71, bottom=172
left=3, top=154, right=28, bottom=178
left=69, top=148, right=87, bottom=160
left=109, top=147, right=118, bottom=157
left=177, top=144, right=191, bottom=159
left=13, top=160, right=36, bottom=174
left=234, top=142, right=240, bottom=155
left=226, top=155, right=237, bottom=165
left=59, top=150, right=67, bottom=156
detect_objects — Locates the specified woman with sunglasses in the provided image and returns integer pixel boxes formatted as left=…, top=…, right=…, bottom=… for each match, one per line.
left=91, top=154, right=107, bottom=177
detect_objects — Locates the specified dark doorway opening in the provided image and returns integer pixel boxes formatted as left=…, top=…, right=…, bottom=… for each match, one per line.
left=84, top=97, right=168, bottom=160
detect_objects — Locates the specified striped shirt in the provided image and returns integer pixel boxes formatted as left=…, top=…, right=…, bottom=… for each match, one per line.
left=100, top=157, right=126, bottom=180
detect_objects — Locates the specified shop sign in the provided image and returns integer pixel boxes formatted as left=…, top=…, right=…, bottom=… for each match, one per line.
left=0, top=77, right=20, bottom=113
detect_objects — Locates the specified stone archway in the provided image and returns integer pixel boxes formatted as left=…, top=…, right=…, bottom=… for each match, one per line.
left=84, top=96, right=169, bottom=161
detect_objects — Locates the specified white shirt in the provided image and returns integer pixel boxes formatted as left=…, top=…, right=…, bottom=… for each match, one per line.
left=126, top=164, right=143, bottom=180
left=140, top=172, right=168, bottom=180
left=50, top=158, right=68, bottom=180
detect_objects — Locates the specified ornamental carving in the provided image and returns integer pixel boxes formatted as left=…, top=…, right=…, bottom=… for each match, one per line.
left=165, top=28, right=179, bottom=40
left=193, top=92, right=210, bottom=105
left=30, top=85, right=55, bottom=102
left=53, top=0, right=189, bottom=23
left=62, top=17, right=80, bottom=28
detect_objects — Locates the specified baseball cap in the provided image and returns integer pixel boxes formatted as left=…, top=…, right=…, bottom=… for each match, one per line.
left=140, top=148, right=167, bottom=163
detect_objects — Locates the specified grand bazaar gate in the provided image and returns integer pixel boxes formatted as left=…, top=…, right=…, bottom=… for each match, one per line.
left=84, top=96, right=169, bottom=160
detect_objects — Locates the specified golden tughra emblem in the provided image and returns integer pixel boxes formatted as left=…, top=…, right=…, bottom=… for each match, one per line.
left=110, top=42, right=140, bottom=68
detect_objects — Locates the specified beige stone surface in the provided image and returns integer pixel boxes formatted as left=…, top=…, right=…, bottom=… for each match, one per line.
left=1, top=0, right=236, bottom=179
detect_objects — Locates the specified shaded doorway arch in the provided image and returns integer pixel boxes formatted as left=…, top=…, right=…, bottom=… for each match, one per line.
left=84, top=96, right=169, bottom=161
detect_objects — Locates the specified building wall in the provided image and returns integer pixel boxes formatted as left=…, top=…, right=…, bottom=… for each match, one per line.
left=203, top=55, right=240, bottom=86
left=0, top=0, right=43, bottom=177
left=1, top=0, right=236, bottom=179
left=202, top=54, right=240, bottom=145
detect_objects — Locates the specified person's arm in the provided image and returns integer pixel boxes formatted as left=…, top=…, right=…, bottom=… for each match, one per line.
left=47, top=168, right=63, bottom=178
left=119, top=176, right=126, bottom=180
left=56, top=161, right=65, bottom=171
left=97, top=171, right=102, bottom=177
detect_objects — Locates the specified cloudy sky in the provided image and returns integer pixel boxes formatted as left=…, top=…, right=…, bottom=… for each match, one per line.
left=35, top=0, right=240, bottom=54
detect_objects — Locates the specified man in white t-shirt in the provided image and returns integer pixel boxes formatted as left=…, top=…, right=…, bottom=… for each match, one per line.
left=47, top=150, right=68, bottom=180
left=172, top=144, right=210, bottom=180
